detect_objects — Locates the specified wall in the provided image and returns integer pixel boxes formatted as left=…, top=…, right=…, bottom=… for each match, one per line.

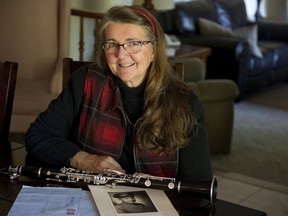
left=244, top=0, right=288, bottom=20
left=264, top=0, right=288, bottom=18
left=243, top=0, right=258, bottom=20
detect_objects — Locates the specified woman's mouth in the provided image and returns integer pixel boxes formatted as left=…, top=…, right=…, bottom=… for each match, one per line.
left=118, top=63, right=135, bottom=67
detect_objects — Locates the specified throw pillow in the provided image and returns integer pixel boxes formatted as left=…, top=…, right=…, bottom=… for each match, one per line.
left=234, top=24, right=263, bottom=58
left=198, top=18, right=263, bottom=58
left=198, top=17, right=234, bottom=37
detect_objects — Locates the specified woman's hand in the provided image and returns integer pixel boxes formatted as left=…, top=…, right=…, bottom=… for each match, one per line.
left=70, top=151, right=125, bottom=174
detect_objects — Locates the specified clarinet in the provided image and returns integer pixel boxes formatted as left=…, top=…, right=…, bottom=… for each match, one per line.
left=4, top=165, right=217, bottom=204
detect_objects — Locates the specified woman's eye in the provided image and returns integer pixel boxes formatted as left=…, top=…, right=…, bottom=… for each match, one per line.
left=109, top=43, right=118, bottom=48
left=128, top=41, right=140, bottom=47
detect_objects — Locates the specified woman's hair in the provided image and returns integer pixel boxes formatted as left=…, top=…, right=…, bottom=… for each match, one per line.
left=95, top=6, right=197, bottom=153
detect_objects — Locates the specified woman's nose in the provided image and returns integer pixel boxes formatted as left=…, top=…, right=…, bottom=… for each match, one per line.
left=116, top=46, right=128, bottom=58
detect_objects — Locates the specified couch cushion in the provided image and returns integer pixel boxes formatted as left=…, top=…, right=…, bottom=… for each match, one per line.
left=249, top=41, right=288, bottom=76
left=214, top=0, right=248, bottom=29
left=198, top=18, right=263, bottom=58
left=259, top=41, right=288, bottom=68
left=157, top=10, right=178, bottom=34
left=174, top=0, right=218, bottom=35
left=234, top=24, right=263, bottom=58
left=198, top=17, right=234, bottom=37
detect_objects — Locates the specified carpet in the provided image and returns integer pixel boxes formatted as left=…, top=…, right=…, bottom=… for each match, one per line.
left=211, top=83, right=288, bottom=188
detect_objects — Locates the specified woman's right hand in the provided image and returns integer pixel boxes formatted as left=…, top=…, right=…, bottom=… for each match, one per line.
left=70, top=151, right=125, bottom=174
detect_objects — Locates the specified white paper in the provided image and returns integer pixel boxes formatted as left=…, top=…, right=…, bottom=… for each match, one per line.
left=88, top=185, right=179, bottom=216
left=77, top=190, right=100, bottom=216
left=8, top=185, right=99, bottom=216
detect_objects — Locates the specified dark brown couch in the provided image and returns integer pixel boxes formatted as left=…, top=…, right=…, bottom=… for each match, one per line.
left=158, top=0, right=288, bottom=100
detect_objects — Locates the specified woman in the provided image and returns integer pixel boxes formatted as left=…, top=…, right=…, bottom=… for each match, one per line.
left=26, top=6, right=212, bottom=182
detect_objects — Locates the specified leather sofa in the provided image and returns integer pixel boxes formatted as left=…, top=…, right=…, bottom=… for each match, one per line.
left=158, top=0, right=288, bottom=100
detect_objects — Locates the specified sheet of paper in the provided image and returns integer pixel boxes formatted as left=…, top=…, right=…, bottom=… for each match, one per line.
left=88, top=185, right=179, bottom=216
left=78, top=190, right=100, bottom=216
left=8, top=185, right=99, bottom=216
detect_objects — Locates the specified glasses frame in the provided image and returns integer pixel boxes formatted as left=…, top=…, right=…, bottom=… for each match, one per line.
left=102, top=41, right=152, bottom=54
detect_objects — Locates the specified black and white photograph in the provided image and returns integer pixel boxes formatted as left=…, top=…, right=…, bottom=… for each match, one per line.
left=109, top=191, right=158, bottom=214
left=88, top=185, right=179, bottom=216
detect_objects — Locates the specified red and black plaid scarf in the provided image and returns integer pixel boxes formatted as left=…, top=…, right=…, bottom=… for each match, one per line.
left=78, top=65, right=178, bottom=177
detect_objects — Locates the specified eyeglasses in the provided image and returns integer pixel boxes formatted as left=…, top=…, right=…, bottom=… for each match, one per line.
left=102, top=41, right=152, bottom=54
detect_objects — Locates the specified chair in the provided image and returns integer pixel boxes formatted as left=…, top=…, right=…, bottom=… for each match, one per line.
left=63, top=58, right=93, bottom=90
left=172, top=58, right=239, bottom=154
left=0, top=0, right=70, bottom=133
left=0, top=61, right=18, bottom=153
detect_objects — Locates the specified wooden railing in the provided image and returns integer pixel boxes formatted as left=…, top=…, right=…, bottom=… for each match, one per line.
left=71, top=9, right=104, bottom=61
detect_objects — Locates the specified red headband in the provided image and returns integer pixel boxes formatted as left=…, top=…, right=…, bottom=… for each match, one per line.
left=128, top=6, right=156, bottom=35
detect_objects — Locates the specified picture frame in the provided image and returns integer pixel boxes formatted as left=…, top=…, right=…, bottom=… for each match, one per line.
left=88, top=185, right=179, bottom=216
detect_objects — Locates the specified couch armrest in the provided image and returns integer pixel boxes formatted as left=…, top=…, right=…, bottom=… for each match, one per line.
left=171, top=58, right=206, bottom=82
left=178, top=35, right=249, bottom=60
left=187, top=79, right=238, bottom=154
left=258, top=21, right=288, bottom=42
left=188, top=79, right=239, bottom=102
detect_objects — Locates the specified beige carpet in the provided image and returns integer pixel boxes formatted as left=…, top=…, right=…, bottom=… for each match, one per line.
left=211, top=83, right=288, bottom=188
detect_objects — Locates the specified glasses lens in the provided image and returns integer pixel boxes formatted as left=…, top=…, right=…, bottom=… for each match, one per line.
left=102, top=43, right=118, bottom=54
left=124, top=41, right=141, bottom=54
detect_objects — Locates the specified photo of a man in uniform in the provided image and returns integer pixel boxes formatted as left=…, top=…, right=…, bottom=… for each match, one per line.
left=109, top=191, right=158, bottom=214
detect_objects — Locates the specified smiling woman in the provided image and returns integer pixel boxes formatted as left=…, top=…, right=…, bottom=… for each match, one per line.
left=25, top=5, right=213, bottom=184
left=103, top=22, right=155, bottom=87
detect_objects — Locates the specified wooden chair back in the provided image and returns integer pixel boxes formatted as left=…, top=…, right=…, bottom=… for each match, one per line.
left=174, top=62, right=184, bottom=81
left=62, top=58, right=92, bottom=90
left=0, top=61, right=18, bottom=153
left=63, top=58, right=184, bottom=89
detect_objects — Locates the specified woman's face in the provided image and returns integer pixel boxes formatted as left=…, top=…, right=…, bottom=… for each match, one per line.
left=104, top=22, right=154, bottom=87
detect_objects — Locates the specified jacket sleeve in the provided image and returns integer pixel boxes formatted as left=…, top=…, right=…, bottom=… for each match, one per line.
left=25, top=68, right=87, bottom=168
left=177, top=93, right=213, bottom=182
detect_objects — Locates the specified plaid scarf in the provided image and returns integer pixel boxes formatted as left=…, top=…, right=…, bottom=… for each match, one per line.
left=78, top=65, right=178, bottom=177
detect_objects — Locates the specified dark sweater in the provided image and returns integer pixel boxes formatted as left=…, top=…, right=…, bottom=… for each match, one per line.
left=116, top=77, right=145, bottom=174
left=26, top=66, right=213, bottom=182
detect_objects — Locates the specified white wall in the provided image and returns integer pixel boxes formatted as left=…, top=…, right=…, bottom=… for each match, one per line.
left=244, top=0, right=288, bottom=20
left=243, top=0, right=258, bottom=21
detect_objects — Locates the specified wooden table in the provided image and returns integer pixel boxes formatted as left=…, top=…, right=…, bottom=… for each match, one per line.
left=167, top=44, right=212, bottom=64
left=0, top=142, right=266, bottom=216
